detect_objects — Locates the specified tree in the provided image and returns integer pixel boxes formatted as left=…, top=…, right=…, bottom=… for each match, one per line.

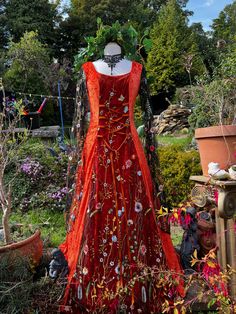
left=146, top=0, right=204, bottom=94
left=189, top=23, right=217, bottom=76
left=58, top=0, right=189, bottom=60
left=211, top=1, right=236, bottom=43
left=0, top=0, right=8, bottom=49
left=4, top=31, right=51, bottom=94
left=5, top=0, right=60, bottom=52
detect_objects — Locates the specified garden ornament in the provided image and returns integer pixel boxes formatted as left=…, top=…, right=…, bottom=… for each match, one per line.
left=208, top=162, right=229, bottom=179
left=180, top=206, right=199, bottom=274
left=49, top=248, right=68, bottom=279
left=228, top=165, right=236, bottom=180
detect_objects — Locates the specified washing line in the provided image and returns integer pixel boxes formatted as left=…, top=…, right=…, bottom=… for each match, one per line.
left=14, top=91, right=75, bottom=101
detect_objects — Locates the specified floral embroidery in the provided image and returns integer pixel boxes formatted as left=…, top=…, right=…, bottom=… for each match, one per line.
left=116, top=175, right=121, bottom=181
left=115, top=264, right=124, bottom=274
left=135, top=201, right=143, bottom=212
left=123, top=105, right=128, bottom=113
left=96, top=202, right=102, bottom=209
left=83, top=244, right=89, bottom=255
left=118, top=94, right=125, bottom=101
left=82, top=267, right=88, bottom=275
left=127, top=219, right=133, bottom=226
left=125, top=159, right=132, bottom=168
left=112, top=235, right=118, bottom=242
left=140, top=244, right=147, bottom=255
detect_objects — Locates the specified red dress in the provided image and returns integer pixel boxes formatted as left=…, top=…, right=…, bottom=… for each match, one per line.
left=60, top=61, right=184, bottom=313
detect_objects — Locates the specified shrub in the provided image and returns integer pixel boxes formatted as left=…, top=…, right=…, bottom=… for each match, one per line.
left=158, top=144, right=201, bottom=208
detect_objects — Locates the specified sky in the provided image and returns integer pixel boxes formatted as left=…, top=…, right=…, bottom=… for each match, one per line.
left=186, top=0, right=235, bottom=31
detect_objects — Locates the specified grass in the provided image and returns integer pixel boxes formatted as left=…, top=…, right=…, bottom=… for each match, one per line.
left=157, top=134, right=193, bottom=147
left=1, top=209, right=66, bottom=247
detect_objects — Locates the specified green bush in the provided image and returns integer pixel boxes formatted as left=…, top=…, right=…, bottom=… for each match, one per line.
left=158, top=144, right=202, bottom=208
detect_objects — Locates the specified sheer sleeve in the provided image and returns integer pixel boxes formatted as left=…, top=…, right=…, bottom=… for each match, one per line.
left=139, top=67, right=163, bottom=199
left=139, top=67, right=170, bottom=233
left=66, top=69, right=89, bottom=214
left=71, top=68, right=90, bottom=159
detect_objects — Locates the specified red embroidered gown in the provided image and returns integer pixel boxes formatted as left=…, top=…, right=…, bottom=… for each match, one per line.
left=59, top=61, right=184, bottom=313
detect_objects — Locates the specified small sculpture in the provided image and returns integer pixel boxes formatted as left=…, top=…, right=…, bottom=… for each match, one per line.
left=228, top=165, right=236, bottom=180
left=179, top=206, right=199, bottom=274
left=208, top=162, right=229, bottom=180
left=49, top=248, right=69, bottom=279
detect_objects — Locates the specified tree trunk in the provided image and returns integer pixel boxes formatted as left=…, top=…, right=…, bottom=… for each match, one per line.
left=2, top=204, right=11, bottom=244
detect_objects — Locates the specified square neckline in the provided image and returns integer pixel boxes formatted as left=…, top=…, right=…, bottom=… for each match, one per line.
left=90, top=60, right=134, bottom=78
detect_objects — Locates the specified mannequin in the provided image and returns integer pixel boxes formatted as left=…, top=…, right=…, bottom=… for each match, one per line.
left=93, top=42, right=132, bottom=76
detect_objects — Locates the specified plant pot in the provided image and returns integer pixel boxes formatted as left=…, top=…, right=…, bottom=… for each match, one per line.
left=195, top=125, right=236, bottom=176
left=0, top=229, right=43, bottom=266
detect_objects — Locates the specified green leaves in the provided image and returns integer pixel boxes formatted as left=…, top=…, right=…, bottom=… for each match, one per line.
left=73, top=20, right=142, bottom=72
left=4, top=31, right=50, bottom=93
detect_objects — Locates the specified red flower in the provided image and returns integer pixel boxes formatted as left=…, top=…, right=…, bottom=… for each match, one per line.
left=150, top=145, right=155, bottom=152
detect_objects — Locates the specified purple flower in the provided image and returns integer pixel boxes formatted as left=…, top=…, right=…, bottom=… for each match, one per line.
left=20, top=158, right=43, bottom=179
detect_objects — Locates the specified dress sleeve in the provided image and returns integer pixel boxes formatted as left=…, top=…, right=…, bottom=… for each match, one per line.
left=71, top=68, right=90, bottom=159
left=139, top=67, right=163, bottom=198
left=66, top=69, right=90, bottom=214
left=139, top=67, right=170, bottom=233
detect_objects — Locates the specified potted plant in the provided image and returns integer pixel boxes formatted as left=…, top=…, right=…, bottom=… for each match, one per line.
left=188, top=63, right=236, bottom=176
left=0, top=79, right=43, bottom=265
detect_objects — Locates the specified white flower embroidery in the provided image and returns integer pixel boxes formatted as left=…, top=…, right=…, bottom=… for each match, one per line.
left=118, top=95, right=125, bottom=101
left=123, top=106, right=128, bottom=113
left=115, top=264, right=124, bottom=274
left=116, top=175, right=121, bottom=181
left=127, top=219, right=133, bottom=226
left=112, top=235, right=117, bottom=242
left=135, top=201, right=143, bottom=212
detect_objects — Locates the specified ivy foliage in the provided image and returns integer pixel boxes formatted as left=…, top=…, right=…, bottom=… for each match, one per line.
left=74, top=19, right=144, bottom=72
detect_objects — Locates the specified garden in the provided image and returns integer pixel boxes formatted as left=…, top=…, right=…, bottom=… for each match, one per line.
left=0, top=0, right=236, bottom=313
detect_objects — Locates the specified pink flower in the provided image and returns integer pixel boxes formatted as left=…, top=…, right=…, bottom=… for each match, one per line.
left=96, top=202, right=102, bottom=209
left=150, top=145, right=155, bottom=152
left=140, top=244, right=147, bottom=255
left=83, top=244, right=89, bottom=255
left=125, top=159, right=132, bottom=168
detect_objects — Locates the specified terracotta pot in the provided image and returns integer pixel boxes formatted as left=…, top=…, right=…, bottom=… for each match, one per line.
left=0, top=229, right=43, bottom=265
left=195, top=125, right=236, bottom=176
